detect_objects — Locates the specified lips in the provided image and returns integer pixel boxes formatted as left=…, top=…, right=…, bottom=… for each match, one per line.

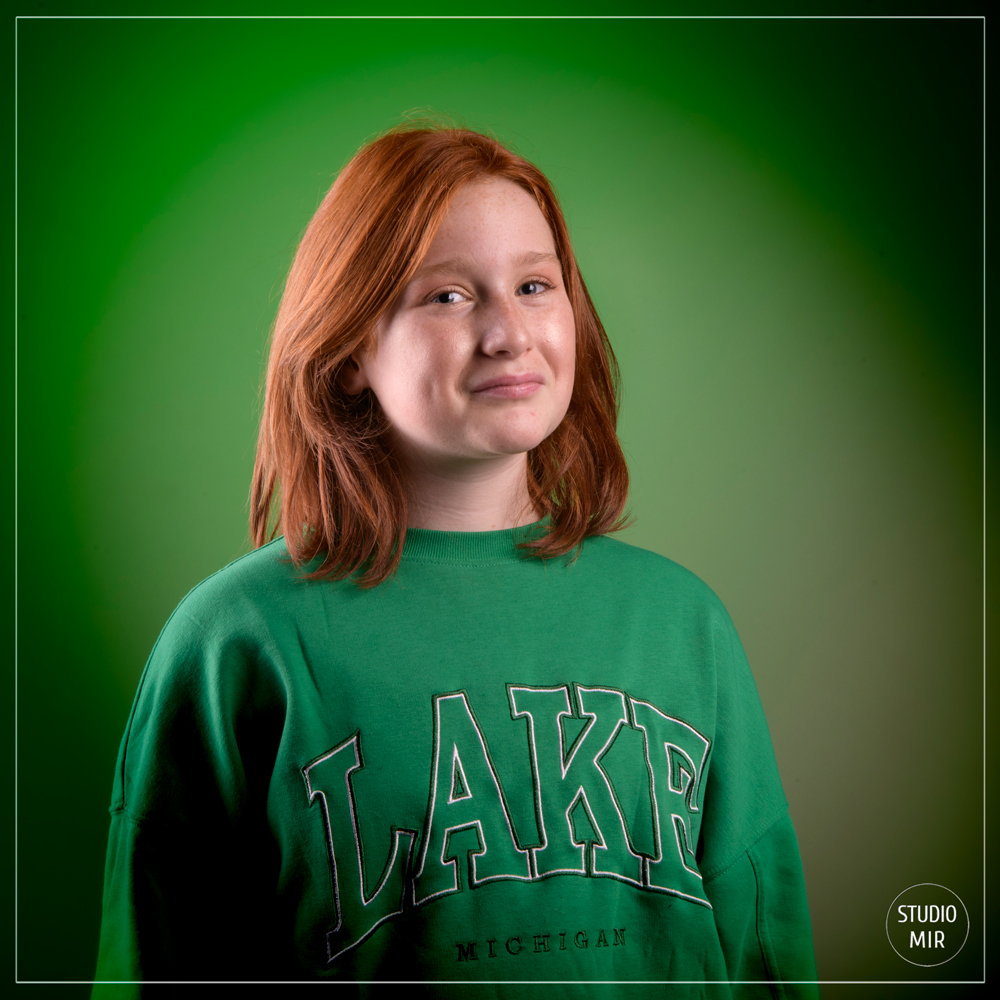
left=470, top=372, right=545, bottom=398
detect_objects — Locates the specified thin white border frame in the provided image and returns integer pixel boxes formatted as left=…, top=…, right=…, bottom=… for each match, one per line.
left=11, top=10, right=987, bottom=989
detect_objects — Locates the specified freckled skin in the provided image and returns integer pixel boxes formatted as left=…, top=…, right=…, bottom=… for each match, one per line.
left=349, top=177, right=576, bottom=468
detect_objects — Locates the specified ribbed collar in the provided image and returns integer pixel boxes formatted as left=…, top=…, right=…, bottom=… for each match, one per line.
left=400, top=521, right=547, bottom=565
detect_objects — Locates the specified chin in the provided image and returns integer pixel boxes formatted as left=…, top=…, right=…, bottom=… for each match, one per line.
left=477, top=415, right=563, bottom=457
left=481, top=433, right=552, bottom=457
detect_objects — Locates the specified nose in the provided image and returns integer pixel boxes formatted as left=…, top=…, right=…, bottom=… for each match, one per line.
left=478, top=293, right=530, bottom=359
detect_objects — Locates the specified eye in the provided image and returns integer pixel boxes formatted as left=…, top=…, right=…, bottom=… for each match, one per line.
left=429, top=290, right=467, bottom=305
left=517, top=281, right=549, bottom=296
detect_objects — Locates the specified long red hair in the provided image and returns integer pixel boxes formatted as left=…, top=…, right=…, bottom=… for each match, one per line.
left=251, top=123, right=629, bottom=586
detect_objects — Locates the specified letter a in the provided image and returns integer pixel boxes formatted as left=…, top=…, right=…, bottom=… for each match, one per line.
left=414, top=692, right=531, bottom=905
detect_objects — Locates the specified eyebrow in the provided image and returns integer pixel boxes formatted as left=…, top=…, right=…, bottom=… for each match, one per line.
left=415, top=250, right=561, bottom=278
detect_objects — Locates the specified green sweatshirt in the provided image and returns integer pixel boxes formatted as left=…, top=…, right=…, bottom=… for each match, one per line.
left=93, top=527, right=818, bottom=995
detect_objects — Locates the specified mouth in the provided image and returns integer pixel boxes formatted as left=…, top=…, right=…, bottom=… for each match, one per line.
left=470, top=372, right=545, bottom=399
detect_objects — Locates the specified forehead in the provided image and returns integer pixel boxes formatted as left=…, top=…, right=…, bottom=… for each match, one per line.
left=423, top=177, right=556, bottom=263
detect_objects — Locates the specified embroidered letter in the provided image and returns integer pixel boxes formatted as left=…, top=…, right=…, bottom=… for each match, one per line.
left=414, top=692, right=531, bottom=905
left=302, top=734, right=416, bottom=963
left=630, top=698, right=712, bottom=906
left=509, top=685, right=643, bottom=884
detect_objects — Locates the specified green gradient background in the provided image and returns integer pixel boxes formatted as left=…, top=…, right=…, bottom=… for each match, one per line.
left=14, top=13, right=984, bottom=989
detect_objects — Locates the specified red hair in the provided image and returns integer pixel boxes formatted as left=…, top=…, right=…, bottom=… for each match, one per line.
left=251, top=123, right=629, bottom=586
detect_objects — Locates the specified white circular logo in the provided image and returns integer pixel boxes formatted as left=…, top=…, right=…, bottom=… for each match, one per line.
left=885, top=883, right=969, bottom=967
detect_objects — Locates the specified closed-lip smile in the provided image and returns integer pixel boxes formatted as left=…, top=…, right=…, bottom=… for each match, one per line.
left=470, top=372, right=545, bottom=398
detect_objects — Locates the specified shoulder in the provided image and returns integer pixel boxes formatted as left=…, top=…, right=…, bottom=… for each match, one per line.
left=130, top=538, right=334, bottom=709
left=578, top=534, right=731, bottom=617
left=115, top=541, right=311, bottom=815
left=169, top=537, right=310, bottom=626
left=574, top=535, right=744, bottom=672
left=153, top=537, right=330, bottom=650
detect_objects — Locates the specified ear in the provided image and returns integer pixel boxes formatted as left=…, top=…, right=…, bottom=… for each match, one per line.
left=340, top=354, right=370, bottom=395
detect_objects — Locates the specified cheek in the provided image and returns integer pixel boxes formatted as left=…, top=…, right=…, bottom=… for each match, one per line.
left=554, top=312, right=577, bottom=407
left=366, top=330, right=460, bottom=431
left=363, top=345, right=418, bottom=426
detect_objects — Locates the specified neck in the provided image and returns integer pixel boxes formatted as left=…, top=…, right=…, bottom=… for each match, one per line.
left=404, top=452, right=539, bottom=532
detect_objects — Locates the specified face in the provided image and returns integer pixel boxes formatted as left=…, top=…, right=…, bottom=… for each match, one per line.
left=347, top=177, right=576, bottom=470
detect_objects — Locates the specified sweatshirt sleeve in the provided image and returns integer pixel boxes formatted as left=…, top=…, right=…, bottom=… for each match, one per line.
left=697, top=610, right=819, bottom=996
left=703, top=812, right=819, bottom=998
left=91, top=593, right=288, bottom=994
left=93, top=806, right=272, bottom=994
